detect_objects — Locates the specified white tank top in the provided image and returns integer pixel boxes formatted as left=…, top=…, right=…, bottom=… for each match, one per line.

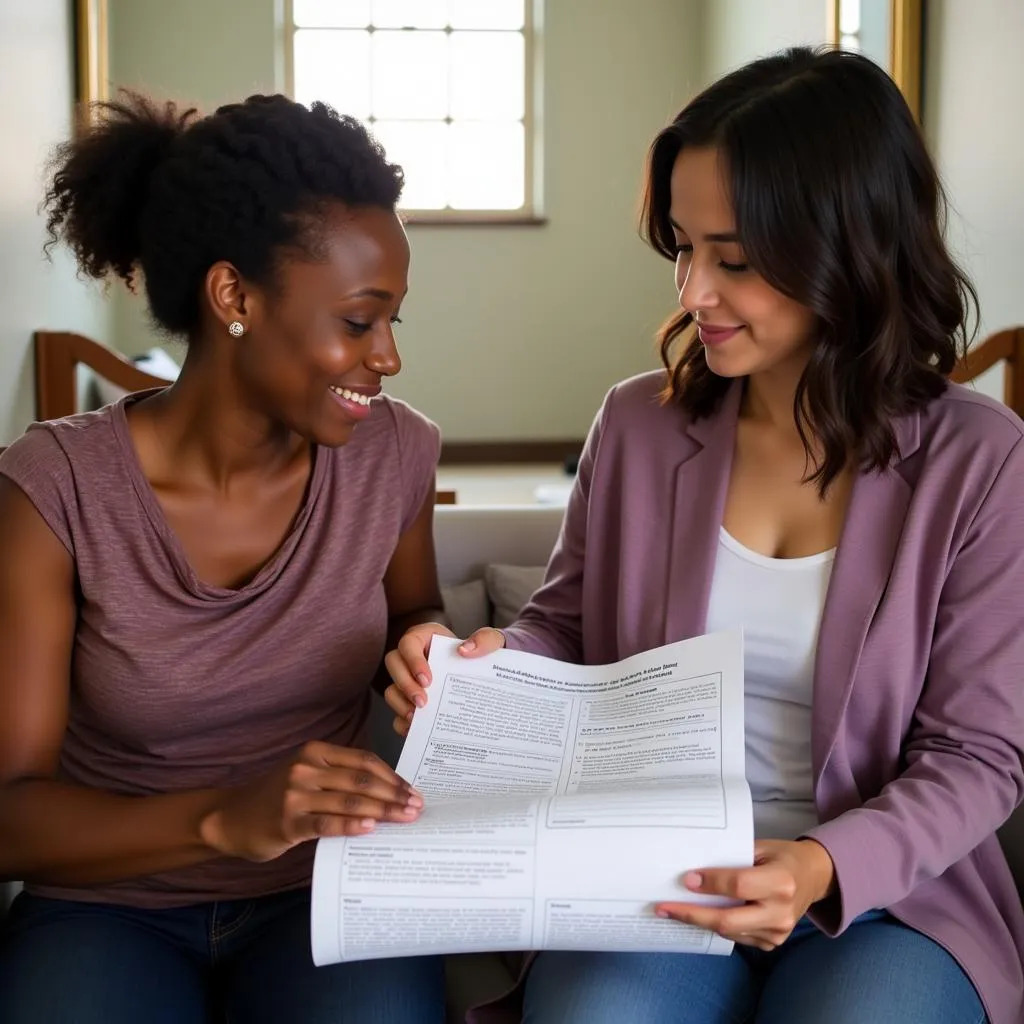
left=705, top=527, right=834, bottom=840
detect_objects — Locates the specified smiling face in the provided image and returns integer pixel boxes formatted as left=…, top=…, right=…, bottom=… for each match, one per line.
left=670, top=146, right=816, bottom=385
left=228, top=203, right=410, bottom=447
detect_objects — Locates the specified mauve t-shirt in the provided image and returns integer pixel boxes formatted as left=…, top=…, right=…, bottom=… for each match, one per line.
left=0, top=390, right=440, bottom=908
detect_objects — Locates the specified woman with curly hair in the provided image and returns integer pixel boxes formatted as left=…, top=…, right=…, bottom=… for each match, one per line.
left=0, top=93, right=446, bottom=1023
left=387, top=47, right=1024, bottom=1024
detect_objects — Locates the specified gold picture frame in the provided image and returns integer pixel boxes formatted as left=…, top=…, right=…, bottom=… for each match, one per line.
left=828, top=0, right=923, bottom=121
left=75, top=0, right=109, bottom=125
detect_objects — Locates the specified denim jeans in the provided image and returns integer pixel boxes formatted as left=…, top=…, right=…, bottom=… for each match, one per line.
left=522, top=910, right=986, bottom=1024
left=0, top=887, right=446, bottom=1023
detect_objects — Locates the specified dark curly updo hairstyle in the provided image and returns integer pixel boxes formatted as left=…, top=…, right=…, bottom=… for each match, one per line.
left=641, top=46, right=977, bottom=493
left=44, top=92, right=404, bottom=337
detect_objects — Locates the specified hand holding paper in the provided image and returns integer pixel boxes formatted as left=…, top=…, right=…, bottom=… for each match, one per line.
left=383, top=621, right=506, bottom=736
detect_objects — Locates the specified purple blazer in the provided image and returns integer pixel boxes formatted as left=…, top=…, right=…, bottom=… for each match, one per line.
left=501, top=371, right=1024, bottom=1024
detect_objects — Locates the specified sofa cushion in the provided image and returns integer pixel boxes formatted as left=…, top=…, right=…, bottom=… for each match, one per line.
left=440, top=577, right=489, bottom=639
left=485, top=563, right=546, bottom=629
left=434, top=505, right=563, bottom=588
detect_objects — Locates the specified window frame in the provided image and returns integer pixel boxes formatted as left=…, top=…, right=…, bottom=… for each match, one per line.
left=283, top=0, right=545, bottom=225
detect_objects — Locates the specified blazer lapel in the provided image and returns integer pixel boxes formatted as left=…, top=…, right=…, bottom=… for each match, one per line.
left=663, top=384, right=741, bottom=645
left=661, top=387, right=920, bottom=783
left=811, top=412, right=920, bottom=783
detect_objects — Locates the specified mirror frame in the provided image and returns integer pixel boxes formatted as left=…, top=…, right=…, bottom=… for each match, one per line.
left=827, top=0, right=923, bottom=121
left=75, top=0, right=109, bottom=128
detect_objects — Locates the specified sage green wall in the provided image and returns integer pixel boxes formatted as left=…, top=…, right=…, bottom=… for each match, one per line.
left=104, top=0, right=1023, bottom=431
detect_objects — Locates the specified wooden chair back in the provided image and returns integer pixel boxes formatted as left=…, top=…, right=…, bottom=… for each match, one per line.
left=34, top=330, right=167, bottom=422
left=951, top=326, right=1024, bottom=418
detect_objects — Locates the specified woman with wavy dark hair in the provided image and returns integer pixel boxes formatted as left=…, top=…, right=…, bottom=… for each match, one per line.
left=0, top=93, right=446, bottom=1022
left=387, top=47, right=1024, bottom=1024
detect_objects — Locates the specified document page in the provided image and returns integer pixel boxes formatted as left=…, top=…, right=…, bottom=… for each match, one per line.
left=312, top=629, right=752, bottom=966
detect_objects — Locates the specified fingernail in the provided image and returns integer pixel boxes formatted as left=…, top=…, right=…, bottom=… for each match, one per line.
left=459, top=640, right=476, bottom=652
left=684, top=872, right=703, bottom=889
left=399, top=806, right=419, bottom=818
left=656, top=909, right=670, bottom=918
left=416, top=673, right=430, bottom=687
left=406, top=710, right=414, bottom=721
left=407, top=793, right=424, bottom=808
left=413, top=694, right=426, bottom=708
left=360, top=819, right=375, bottom=830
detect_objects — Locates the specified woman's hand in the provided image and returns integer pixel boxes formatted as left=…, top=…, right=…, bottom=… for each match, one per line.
left=383, top=623, right=506, bottom=736
left=656, top=839, right=836, bottom=951
left=199, top=741, right=422, bottom=862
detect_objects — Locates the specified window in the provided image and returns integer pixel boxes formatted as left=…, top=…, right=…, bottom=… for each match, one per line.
left=834, top=0, right=892, bottom=71
left=287, top=0, right=539, bottom=221
left=838, top=0, right=862, bottom=50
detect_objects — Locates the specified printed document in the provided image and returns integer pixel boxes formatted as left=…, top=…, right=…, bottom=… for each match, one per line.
left=312, top=628, right=752, bottom=965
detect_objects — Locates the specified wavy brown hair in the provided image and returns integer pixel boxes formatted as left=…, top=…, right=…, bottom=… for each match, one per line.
left=641, top=47, right=977, bottom=494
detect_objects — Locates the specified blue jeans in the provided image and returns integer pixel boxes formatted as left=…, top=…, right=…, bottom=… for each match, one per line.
left=0, top=887, right=446, bottom=1023
left=522, top=911, right=986, bottom=1024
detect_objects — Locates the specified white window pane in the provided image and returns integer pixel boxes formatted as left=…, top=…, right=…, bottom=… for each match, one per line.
left=449, top=122, right=524, bottom=210
left=840, top=32, right=860, bottom=51
left=839, top=0, right=861, bottom=35
left=372, top=31, right=448, bottom=119
left=449, top=0, right=524, bottom=30
left=294, top=30, right=371, bottom=118
left=373, top=121, right=448, bottom=209
left=293, top=0, right=370, bottom=28
left=450, top=32, right=524, bottom=120
left=371, top=0, right=448, bottom=29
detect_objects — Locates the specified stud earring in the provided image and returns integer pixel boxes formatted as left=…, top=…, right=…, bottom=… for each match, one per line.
left=228, top=320, right=246, bottom=338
